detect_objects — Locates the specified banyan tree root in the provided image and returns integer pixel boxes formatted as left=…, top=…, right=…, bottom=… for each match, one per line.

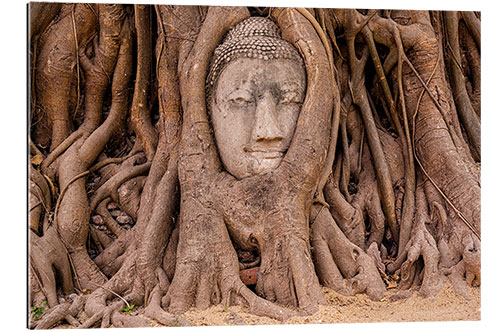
left=32, top=294, right=87, bottom=329
left=311, top=204, right=386, bottom=301
left=343, top=9, right=482, bottom=295
left=387, top=180, right=442, bottom=298
left=29, top=228, right=74, bottom=309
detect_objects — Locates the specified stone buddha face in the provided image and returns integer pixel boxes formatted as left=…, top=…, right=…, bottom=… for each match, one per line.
left=207, top=17, right=306, bottom=179
left=210, top=57, right=306, bottom=179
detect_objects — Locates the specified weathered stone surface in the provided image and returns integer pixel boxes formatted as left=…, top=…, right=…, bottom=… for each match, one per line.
left=207, top=17, right=306, bottom=179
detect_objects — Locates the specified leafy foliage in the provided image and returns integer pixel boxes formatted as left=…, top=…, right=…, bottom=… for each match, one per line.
left=32, top=301, right=47, bottom=319
left=123, top=304, right=135, bottom=313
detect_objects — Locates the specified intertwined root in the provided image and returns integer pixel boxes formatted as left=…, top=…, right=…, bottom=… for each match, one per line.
left=165, top=204, right=298, bottom=321
left=33, top=294, right=86, bottom=329
left=255, top=233, right=326, bottom=314
left=311, top=205, right=386, bottom=301
left=390, top=224, right=442, bottom=297
left=29, top=228, right=74, bottom=308
left=441, top=233, right=481, bottom=299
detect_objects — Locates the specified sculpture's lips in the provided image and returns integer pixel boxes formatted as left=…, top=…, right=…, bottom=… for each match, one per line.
left=251, top=151, right=284, bottom=159
left=243, top=147, right=285, bottom=159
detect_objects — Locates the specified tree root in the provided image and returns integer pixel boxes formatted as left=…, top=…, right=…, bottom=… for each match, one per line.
left=33, top=294, right=86, bottom=329
left=440, top=233, right=480, bottom=299
left=444, top=11, right=481, bottom=160
left=96, top=198, right=124, bottom=238
left=324, top=170, right=365, bottom=249
left=388, top=181, right=443, bottom=297
left=29, top=228, right=74, bottom=308
left=89, top=161, right=151, bottom=213
left=131, top=4, right=157, bottom=161
left=144, top=282, right=191, bottom=326
left=345, top=12, right=399, bottom=247
left=311, top=204, right=386, bottom=301
left=397, top=225, right=442, bottom=297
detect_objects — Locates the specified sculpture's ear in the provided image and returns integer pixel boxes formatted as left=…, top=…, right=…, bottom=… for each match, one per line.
left=272, top=8, right=335, bottom=190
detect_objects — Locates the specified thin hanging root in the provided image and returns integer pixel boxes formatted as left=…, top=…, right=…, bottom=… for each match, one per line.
left=345, top=27, right=398, bottom=245
left=399, top=41, right=460, bottom=137
left=71, top=4, right=81, bottom=119
left=362, top=27, right=404, bottom=139
left=315, top=8, right=344, bottom=60
left=30, top=39, right=37, bottom=116
left=339, top=118, right=351, bottom=202
left=461, top=11, right=480, bottom=49
left=345, top=9, right=378, bottom=39
left=363, top=17, right=416, bottom=254
left=444, top=11, right=480, bottom=159
left=394, top=29, right=416, bottom=253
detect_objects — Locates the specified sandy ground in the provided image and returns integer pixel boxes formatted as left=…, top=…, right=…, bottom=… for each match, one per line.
left=49, top=281, right=479, bottom=329
left=179, top=281, right=480, bottom=326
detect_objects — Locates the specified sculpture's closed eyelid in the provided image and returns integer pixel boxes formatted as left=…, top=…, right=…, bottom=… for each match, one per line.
left=226, top=89, right=255, bottom=105
left=280, top=90, right=303, bottom=104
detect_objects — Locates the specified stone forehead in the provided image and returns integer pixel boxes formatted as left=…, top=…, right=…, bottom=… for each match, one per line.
left=206, top=17, right=304, bottom=99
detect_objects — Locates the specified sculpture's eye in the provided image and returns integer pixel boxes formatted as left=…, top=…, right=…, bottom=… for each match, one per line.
left=227, top=90, right=254, bottom=107
left=279, top=91, right=302, bottom=106
left=230, top=96, right=254, bottom=106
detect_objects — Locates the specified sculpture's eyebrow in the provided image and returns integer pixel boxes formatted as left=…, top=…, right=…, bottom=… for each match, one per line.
left=226, top=88, right=254, bottom=99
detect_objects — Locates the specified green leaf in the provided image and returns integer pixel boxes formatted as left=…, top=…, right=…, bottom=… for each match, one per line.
left=123, top=304, right=135, bottom=313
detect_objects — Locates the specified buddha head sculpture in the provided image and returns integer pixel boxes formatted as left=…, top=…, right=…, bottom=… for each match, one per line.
left=207, top=17, right=306, bottom=179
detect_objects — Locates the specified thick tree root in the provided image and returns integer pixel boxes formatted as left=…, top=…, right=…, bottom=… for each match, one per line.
left=29, top=228, right=74, bottom=308
left=311, top=204, right=386, bottom=301
left=255, top=232, right=326, bottom=313
left=440, top=232, right=480, bottom=299
left=165, top=209, right=297, bottom=321
left=145, top=284, right=191, bottom=326
left=393, top=224, right=442, bottom=297
left=388, top=181, right=443, bottom=297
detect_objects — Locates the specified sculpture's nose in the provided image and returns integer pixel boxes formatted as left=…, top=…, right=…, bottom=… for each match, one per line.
left=251, top=91, right=283, bottom=143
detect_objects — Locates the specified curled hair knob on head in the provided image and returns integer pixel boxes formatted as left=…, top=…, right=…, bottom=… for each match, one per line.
left=206, top=17, right=304, bottom=100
